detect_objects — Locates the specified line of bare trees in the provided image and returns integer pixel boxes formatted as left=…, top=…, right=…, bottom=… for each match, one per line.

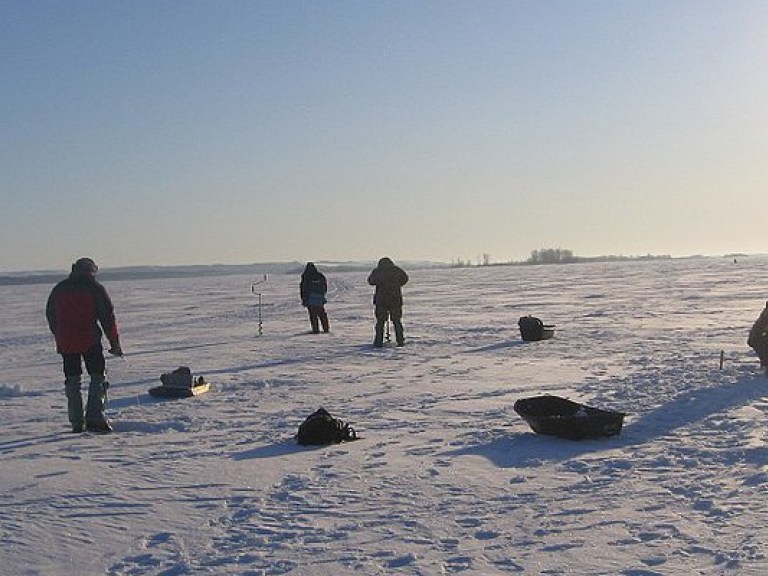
left=525, top=248, right=576, bottom=265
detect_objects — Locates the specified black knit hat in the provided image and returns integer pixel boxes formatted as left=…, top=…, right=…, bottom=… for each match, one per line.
left=71, top=257, right=98, bottom=276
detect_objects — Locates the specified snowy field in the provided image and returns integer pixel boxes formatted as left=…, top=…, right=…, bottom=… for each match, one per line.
left=2, top=257, right=767, bottom=576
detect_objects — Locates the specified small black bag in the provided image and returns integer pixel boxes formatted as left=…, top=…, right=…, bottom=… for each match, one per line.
left=518, top=316, right=545, bottom=341
left=297, top=408, right=357, bottom=445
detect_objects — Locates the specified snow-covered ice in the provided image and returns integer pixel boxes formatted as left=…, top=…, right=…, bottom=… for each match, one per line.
left=1, top=257, right=767, bottom=575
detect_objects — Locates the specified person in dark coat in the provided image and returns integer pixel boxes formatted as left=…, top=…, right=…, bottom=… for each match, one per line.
left=367, top=257, right=409, bottom=347
left=748, top=301, right=768, bottom=375
left=46, top=258, right=122, bottom=432
left=300, top=262, right=329, bottom=334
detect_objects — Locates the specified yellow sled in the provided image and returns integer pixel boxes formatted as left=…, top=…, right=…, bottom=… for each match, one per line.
left=148, top=382, right=210, bottom=398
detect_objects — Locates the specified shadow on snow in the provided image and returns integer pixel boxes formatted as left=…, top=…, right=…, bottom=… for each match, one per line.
left=230, top=439, right=315, bottom=460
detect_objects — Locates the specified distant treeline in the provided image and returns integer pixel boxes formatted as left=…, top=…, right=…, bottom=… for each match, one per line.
left=525, top=248, right=672, bottom=265
left=450, top=248, right=672, bottom=268
left=6, top=252, right=751, bottom=286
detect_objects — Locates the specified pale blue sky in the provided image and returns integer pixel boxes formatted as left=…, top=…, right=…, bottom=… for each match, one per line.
left=2, top=1, right=766, bottom=271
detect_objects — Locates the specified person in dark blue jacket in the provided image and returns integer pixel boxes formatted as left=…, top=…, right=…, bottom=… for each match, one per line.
left=300, top=262, right=329, bottom=334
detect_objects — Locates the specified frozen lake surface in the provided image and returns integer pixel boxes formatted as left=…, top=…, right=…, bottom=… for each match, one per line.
left=2, top=256, right=767, bottom=575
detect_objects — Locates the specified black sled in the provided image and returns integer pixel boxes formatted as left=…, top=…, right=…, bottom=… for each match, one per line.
left=514, top=395, right=625, bottom=440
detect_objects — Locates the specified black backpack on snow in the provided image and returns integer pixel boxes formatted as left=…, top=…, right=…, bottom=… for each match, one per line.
left=518, top=315, right=545, bottom=341
left=296, top=408, right=357, bottom=445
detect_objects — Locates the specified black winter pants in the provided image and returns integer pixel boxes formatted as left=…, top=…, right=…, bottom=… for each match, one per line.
left=307, top=305, right=329, bottom=333
left=749, top=333, right=768, bottom=367
left=374, top=305, right=404, bottom=346
left=62, top=343, right=106, bottom=378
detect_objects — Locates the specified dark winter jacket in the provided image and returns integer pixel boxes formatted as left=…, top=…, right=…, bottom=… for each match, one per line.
left=367, top=257, right=408, bottom=308
left=748, top=302, right=768, bottom=347
left=300, top=263, right=328, bottom=307
left=46, top=272, right=119, bottom=354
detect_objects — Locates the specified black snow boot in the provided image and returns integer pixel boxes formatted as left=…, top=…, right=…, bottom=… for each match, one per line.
left=394, top=321, right=405, bottom=347
left=85, top=374, right=112, bottom=433
left=65, top=375, right=84, bottom=432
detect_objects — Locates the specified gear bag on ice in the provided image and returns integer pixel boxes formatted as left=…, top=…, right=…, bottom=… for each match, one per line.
left=518, top=315, right=555, bottom=341
left=296, top=407, right=357, bottom=445
left=149, top=366, right=210, bottom=398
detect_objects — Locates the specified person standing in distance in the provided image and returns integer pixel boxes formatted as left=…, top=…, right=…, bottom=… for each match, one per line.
left=300, top=262, right=330, bottom=334
left=46, top=258, right=123, bottom=433
left=367, top=257, right=409, bottom=347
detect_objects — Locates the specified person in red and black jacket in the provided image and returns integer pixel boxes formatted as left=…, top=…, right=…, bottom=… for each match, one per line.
left=46, top=258, right=122, bottom=433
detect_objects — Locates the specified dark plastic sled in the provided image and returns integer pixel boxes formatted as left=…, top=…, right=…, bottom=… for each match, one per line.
left=514, top=395, right=625, bottom=440
left=148, top=382, right=211, bottom=398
